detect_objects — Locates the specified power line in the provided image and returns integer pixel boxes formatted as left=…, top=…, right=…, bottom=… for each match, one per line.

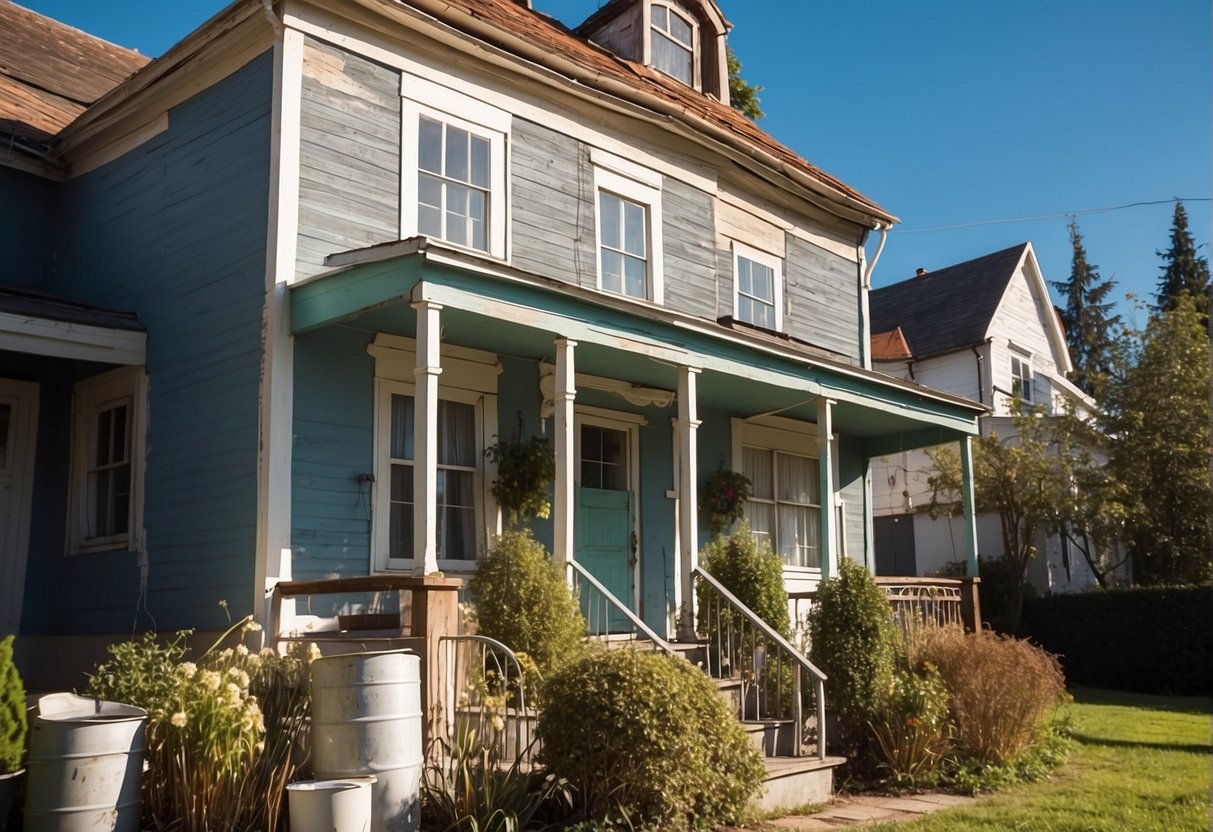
left=893, top=198, right=1212, bottom=234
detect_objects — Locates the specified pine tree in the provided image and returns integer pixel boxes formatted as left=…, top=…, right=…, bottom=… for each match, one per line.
left=1154, top=200, right=1210, bottom=327
left=1051, top=220, right=1120, bottom=396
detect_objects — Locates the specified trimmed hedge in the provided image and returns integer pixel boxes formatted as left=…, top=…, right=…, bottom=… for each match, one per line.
left=1019, top=586, right=1212, bottom=695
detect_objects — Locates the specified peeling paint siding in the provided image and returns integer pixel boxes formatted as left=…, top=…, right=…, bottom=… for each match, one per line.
left=785, top=236, right=861, bottom=363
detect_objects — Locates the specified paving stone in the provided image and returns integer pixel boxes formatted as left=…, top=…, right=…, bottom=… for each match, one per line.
left=904, top=793, right=976, bottom=807
left=815, top=803, right=899, bottom=822
left=863, top=796, right=957, bottom=814
left=770, top=817, right=841, bottom=830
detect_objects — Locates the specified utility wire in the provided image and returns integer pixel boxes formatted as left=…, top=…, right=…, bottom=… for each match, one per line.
left=893, top=198, right=1212, bottom=234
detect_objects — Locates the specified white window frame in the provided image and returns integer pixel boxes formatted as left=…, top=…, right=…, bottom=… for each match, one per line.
left=401, top=75, right=510, bottom=260
left=1010, top=354, right=1034, bottom=404
left=730, top=417, right=825, bottom=573
left=68, top=366, right=147, bottom=554
left=370, top=335, right=499, bottom=573
left=731, top=241, right=784, bottom=331
left=647, top=1, right=699, bottom=88
left=593, top=157, right=665, bottom=305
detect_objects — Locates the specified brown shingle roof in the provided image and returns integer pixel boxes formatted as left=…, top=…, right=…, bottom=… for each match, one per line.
left=0, top=0, right=148, bottom=144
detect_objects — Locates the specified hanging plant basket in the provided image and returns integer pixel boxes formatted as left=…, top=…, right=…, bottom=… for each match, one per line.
left=485, top=426, right=555, bottom=526
left=701, top=465, right=751, bottom=535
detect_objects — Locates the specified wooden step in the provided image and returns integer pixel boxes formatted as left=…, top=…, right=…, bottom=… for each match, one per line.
left=755, top=754, right=847, bottom=813
left=741, top=718, right=798, bottom=757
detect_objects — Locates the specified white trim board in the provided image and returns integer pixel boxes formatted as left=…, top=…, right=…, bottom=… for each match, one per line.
left=0, top=312, right=146, bottom=365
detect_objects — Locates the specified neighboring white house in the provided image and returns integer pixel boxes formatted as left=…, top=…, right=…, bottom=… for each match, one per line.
left=868, top=243, right=1106, bottom=593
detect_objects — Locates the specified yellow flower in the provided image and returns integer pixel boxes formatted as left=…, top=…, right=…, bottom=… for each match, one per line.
left=170, top=711, right=188, bottom=728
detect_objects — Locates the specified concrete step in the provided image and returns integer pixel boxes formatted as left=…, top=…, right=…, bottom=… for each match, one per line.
left=741, top=718, right=798, bottom=757
left=756, top=754, right=847, bottom=813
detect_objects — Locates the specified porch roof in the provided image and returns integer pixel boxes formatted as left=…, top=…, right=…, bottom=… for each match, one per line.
left=0, top=284, right=146, bottom=364
left=289, top=240, right=986, bottom=456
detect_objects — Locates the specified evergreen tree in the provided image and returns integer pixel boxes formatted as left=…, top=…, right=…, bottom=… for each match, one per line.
left=1104, top=295, right=1212, bottom=585
left=727, top=47, right=763, bottom=120
left=1051, top=220, right=1120, bottom=396
left=1154, top=200, right=1210, bottom=327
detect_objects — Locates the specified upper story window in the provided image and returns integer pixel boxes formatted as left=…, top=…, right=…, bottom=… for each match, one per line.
left=401, top=76, right=509, bottom=259
left=650, top=4, right=695, bottom=85
left=732, top=243, right=783, bottom=331
left=1011, top=355, right=1034, bottom=404
left=69, top=367, right=147, bottom=553
left=593, top=157, right=665, bottom=304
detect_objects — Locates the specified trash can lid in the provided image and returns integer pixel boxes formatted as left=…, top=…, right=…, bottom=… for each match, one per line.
left=37, top=692, right=147, bottom=721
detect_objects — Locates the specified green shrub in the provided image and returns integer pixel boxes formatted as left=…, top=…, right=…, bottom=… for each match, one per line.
left=537, top=650, right=764, bottom=829
left=869, top=664, right=950, bottom=785
left=697, top=524, right=791, bottom=638
left=467, top=529, right=586, bottom=688
left=911, top=626, right=1066, bottom=765
left=1020, top=586, right=1211, bottom=695
left=808, top=559, right=901, bottom=755
left=0, top=635, right=26, bottom=774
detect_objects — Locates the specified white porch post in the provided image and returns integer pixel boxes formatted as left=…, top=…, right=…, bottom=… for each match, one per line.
left=413, top=300, right=443, bottom=576
left=552, top=338, right=577, bottom=573
left=959, top=435, right=980, bottom=577
left=817, top=398, right=837, bottom=577
left=675, top=366, right=701, bottom=641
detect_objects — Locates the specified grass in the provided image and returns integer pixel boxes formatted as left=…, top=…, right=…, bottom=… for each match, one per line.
left=865, top=687, right=1212, bottom=831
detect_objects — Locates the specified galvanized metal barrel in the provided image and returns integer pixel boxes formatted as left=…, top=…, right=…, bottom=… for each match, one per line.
left=310, top=650, right=422, bottom=832
left=24, top=693, right=147, bottom=832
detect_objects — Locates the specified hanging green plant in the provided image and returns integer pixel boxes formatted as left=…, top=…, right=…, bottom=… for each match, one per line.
left=701, top=465, right=751, bottom=535
left=485, top=425, right=556, bottom=526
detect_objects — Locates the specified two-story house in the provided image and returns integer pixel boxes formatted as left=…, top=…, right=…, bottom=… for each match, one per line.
left=0, top=0, right=985, bottom=690
left=868, top=243, right=1105, bottom=593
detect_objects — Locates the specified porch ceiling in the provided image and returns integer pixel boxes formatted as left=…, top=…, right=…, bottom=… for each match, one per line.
left=290, top=242, right=984, bottom=453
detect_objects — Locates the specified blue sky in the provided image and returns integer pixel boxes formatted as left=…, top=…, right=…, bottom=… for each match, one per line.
left=25, top=0, right=1210, bottom=325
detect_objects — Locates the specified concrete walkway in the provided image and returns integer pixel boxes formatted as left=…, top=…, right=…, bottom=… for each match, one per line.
left=768, top=793, right=976, bottom=829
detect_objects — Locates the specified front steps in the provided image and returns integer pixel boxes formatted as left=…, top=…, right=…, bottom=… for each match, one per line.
left=758, top=754, right=848, bottom=811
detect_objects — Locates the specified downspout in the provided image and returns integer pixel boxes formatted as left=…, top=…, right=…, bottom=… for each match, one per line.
left=971, top=340, right=989, bottom=412
left=262, top=0, right=283, bottom=34
left=859, top=224, right=888, bottom=371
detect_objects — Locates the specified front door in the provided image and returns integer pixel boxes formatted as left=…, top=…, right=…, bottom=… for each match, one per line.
left=575, top=420, right=636, bottom=633
left=0, top=379, right=38, bottom=635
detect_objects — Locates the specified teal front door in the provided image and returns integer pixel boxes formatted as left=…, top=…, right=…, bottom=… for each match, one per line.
left=575, top=423, right=635, bottom=633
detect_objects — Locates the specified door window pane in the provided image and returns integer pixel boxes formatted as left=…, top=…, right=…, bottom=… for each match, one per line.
left=581, top=425, right=628, bottom=491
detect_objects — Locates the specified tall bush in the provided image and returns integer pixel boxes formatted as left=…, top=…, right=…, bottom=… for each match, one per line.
left=910, top=627, right=1065, bottom=765
left=467, top=529, right=585, bottom=688
left=697, top=524, right=790, bottom=637
left=0, top=636, right=26, bottom=774
left=538, top=649, right=763, bottom=829
left=807, top=559, right=900, bottom=754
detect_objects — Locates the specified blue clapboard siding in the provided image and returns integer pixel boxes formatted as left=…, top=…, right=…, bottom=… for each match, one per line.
left=0, top=165, right=56, bottom=284
left=291, top=327, right=376, bottom=580
left=297, top=37, right=401, bottom=278
left=785, top=236, right=862, bottom=363
left=24, top=53, right=274, bottom=634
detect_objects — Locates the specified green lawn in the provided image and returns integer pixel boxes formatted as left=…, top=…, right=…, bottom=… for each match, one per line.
left=870, top=688, right=1212, bottom=832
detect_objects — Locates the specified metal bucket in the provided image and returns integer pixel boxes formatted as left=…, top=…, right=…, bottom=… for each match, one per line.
left=286, top=777, right=376, bottom=832
left=311, top=651, right=422, bottom=832
left=24, top=693, right=147, bottom=832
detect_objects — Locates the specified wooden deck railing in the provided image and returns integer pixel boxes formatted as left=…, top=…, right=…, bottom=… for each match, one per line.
left=788, top=575, right=982, bottom=642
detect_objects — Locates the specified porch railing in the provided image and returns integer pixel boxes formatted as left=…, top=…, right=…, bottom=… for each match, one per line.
left=567, top=560, right=676, bottom=656
left=693, top=566, right=827, bottom=760
left=440, top=634, right=539, bottom=768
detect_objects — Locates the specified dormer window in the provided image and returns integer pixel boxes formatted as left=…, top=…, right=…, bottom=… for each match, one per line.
left=650, top=4, right=694, bottom=85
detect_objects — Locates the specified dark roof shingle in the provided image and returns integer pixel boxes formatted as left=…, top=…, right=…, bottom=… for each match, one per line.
left=869, top=244, right=1029, bottom=359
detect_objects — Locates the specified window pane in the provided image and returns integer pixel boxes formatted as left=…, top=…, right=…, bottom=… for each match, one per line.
left=438, top=401, right=476, bottom=467
left=600, top=192, right=621, bottom=249
left=778, top=453, right=819, bottom=504
left=444, top=124, right=469, bottom=182
left=652, top=31, right=692, bottom=84
left=745, top=501, right=775, bottom=545
left=668, top=10, right=693, bottom=45
left=419, top=117, right=443, bottom=173
left=737, top=258, right=752, bottom=296
left=650, top=4, right=665, bottom=26
left=391, top=395, right=415, bottom=460
left=623, top=255, right=647, bottom=298
left=778, top=504, right=819, bottom=568
left=470, top=135, right=490, bottom=188
left=111, top=405, right=128, bottom=462
left=95, top=409, right=112, bottom=467
left=418, top=174, right=442, bottom=237
left=445, top=184, right=469, bottom=246
left=389, top=463, right=414, bottom=560
left=437, top=469, right=476, bottom=560
left=753, top=302, right=775, bottom=329
left=749, top=261, right=774, bottom=302
left=469, top=190, right=487, bottom=251
left=112, top=465, right=130, bottom=535
left=623, top=200, right=646, bottom=257
left=601, top=249, right=623, bottom=294
left=742, top=447, right=773, bottom=499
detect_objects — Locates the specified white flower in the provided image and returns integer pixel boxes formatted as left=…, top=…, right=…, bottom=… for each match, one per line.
left=170, top=711, right=188, bottom=728
left=259, top=647, right=277, bottom=659
left=235, top=643, right=249, bottom=656
left=201, top=671, right=222, bottom=690
left=307, top=643, right=322, bottom=662
left=226, top=683, right=243, bottom=706
left=177, top=662, right=198, bottom=678
left=243, top=621, right=262, bottom=633
left=492, top=715, right=505, bottom=732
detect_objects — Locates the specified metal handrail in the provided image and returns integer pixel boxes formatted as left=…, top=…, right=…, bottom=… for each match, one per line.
left=693, top=565, right=828, bottom=760
left=566, top=559, right=678, bottom=657
left=440, top=634, right=536, bottom=765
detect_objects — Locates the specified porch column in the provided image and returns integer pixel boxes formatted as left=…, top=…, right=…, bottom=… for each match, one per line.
left=675, top=366, right=701, bottom=641
left=817, top=398, right=837, bottom=577
left=959, top=435, right=980, bottom=577
left=412, top=300, right=443, bottom=576
left=552, top=338, right=577, bottom=572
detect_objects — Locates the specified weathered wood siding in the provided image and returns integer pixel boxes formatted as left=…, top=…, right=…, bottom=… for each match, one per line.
left=510, top=117, right=595, bottom=288
left=988, top=264, right=1064, bottom=413
left=663, top=178, right=717, bottom=315
left=28, top=53, right=274, bottom=634
left=785, top=236, right=861, bottom=362
left=297, top=37, right=401, bottom=278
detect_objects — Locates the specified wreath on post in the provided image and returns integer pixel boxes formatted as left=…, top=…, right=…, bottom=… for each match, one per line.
left=485, top=421, right=556, bottom=527
left=701, top=465, right=751, bottom=535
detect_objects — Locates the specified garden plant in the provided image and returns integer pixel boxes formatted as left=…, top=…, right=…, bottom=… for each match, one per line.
left=0, top=636, right=26, bottom=777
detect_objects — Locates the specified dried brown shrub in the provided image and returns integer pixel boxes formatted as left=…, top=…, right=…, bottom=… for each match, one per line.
left=910, top=626, right=1065, bottom=765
